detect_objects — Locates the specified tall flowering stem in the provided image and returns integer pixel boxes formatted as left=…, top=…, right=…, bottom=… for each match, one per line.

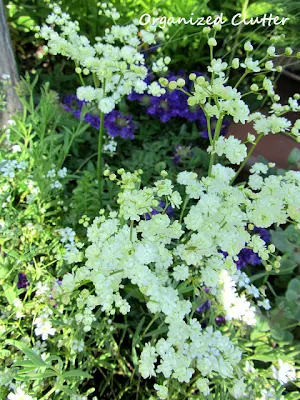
left=97, top=110, right=105, bottom=204
left=208, top=115, right=224, bottom=176
left=230, top=132, right=264, bottom=185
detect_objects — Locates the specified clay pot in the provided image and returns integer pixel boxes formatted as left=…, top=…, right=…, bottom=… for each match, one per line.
left=227, top=121, right=300, bottom=169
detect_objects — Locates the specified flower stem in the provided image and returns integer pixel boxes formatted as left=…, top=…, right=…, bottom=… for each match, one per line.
left=179, top=195, right=190, bottom=224
left=208, top=115, right=224, bottom=176
left=97, top=110, right=105, bottom=206
left=230, top=132, right=264, bottom=185
left=40, top=386, right=57, bottom=400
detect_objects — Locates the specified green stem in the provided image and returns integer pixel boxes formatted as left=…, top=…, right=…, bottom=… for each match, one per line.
left=97, top=110, right=105, bottom=206
left=179, top=195, right=190, bottom=224
left=141, top=314, right=160, bottom=340
left=284, top=322, right=300, bottom=330
left=230, top=132, right=264, bottom=185
left=208, top=152, right=215, bottom=177
left=39, top=386, right=57, bottom=400
left=208, top=115, right=224, bottom=176
left=205, top=113, right=213, bottom=146
left=130, top=220, right=134, bottom=242
left=234, top=71, right=249, bottom=89
left=226, top=0, right=249, bottom=78
left=75, top=152, right=98, bottom=173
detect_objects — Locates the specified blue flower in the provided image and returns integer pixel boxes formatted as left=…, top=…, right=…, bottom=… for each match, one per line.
left=104, top=110, right=137, bottom=139
left=196, top=300, right=211, bottom=313
left=62, top=96, right=136, bottom=139
left=145, top=201, right=174, bottom=220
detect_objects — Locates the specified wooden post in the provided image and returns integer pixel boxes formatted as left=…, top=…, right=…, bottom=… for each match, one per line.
left=0, top=0, right=22, bottom=127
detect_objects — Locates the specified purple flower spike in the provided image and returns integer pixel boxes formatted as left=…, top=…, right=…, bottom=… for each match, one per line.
left=196, top=300, right=211, bottom=313
left=216, top=316, right=226, bottom=325
left=17, top=273, right=29, bottom=289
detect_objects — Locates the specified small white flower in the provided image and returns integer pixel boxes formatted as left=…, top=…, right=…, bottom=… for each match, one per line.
left=8, top=388, right=35, bottom=400
left=272, top=360, right=296, bottom=384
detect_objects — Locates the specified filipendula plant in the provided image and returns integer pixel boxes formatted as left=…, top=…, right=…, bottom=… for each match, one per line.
left=36, top=2, right=169, bottom=205
left=49, top=29, right=300, bottom=399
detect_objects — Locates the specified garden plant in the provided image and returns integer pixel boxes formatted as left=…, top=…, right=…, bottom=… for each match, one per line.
left=0, top=1, right=300, bottom=400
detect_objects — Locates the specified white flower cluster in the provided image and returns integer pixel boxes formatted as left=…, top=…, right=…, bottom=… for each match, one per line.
left=187, top=74, right=250, bottom=124
left=25, top=179, right=40, bottom=204
left=37, top=3, right=166, bottom=114
left=46, top=167, right=67, bottom=190
left=103, top=138, right=117, bottom=153
left=8, top=388, right=35, bottom=400
left=208, top=136, right=247, bottom=164
left=56, top=163, right=300, bottom=396
left=271, top=360, right=296, bottom=385
left=34, top=311, right=55, bottom=341
left=152, top=56, right=171, bottom=73
left=0, top=159, right=27, bottom=179
left=58, top=227, right=83, bottom=264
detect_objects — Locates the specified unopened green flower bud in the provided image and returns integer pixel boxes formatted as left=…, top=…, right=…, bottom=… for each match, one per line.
left=160, top=170, right=168, bottom=177
left=103, top=169, right=110, bottom=176
left=250, top=84, right=259, bottom=92
left=83, top=68, right=90, bottom=75
left=117, top=168, right=125, bottom=174
left=177, top=78, right=186, bottom=87
left=268, top=244, right=275, bottom=253
left=208, top=37, right=217, bottom=47
left=168, top=81, right=177, bottom=90
left=274, top=261, right=280, bottom=268
left=285, top=47, right=293, bottom=56
left=189, top=73, right=196, bottom=81
left=196, top=76, right=206, bottom=85
left=75, top=67, right=82, bottom=74
left=244, top=41, right=253, bottom=52
left=265, top=61, right=273, bottom=70
left=109, top=174, right=116, bottom=181
left=276, top=66, right=282, bottom=73
left=188, top=97, right=196, bottom=106
left=231, top=58, right=239, bottom=69
left=273, top=94, right=280, bottom=102
left=159, top=77, right=169, bottom=87
left=266, top=265, right=272, bottom=271
left=270, top=35, right=279, bottom=43
left=267, top=46, right=276, bottom=56
left=203, top=27, right=211, bottom=34
left=213, top=23, right=221, bottom=31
